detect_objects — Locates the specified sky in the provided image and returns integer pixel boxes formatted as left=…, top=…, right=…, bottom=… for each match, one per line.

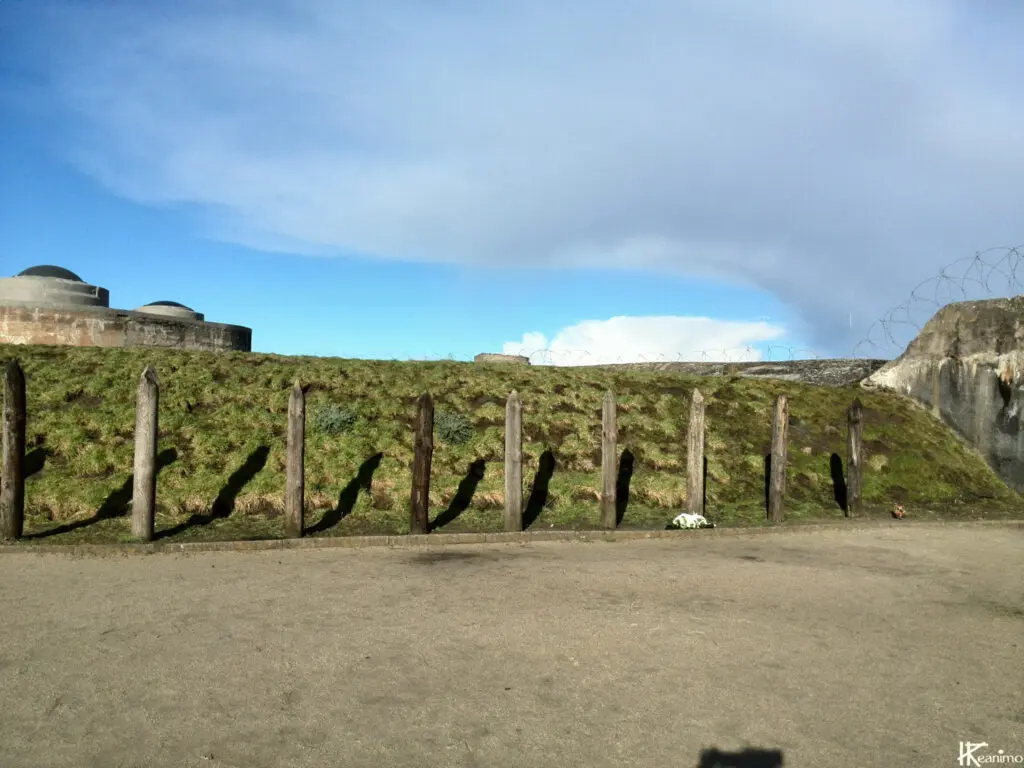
left=1, top=0, right=1022, bottom=364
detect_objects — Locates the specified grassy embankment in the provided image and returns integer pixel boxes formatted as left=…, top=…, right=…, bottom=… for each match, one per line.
left=1, top=344, right=1019, bottom=545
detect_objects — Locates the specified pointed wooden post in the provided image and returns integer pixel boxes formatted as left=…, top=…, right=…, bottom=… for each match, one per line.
left=600, top=391, right=617, bottom=529
left=131, top=366, right=159, bottom=542
left=847, top=398, right=863, bottom=517
left=284, top=380, right=305, bottom=538
left=410, top=393, right=434, bottom=535
left=1, top=360, right=27, bottom=540
left=504, top=390, right=523, bottom=532
left=767, top=394, right=789, bottom=523
left=687, top=388, right=706, bottom=517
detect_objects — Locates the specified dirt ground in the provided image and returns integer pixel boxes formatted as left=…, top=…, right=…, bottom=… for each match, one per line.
left=0, top=524, right=1021, bottom=768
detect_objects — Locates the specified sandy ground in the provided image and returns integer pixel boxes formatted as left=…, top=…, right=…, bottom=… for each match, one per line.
left=0, top=524, right=1021, bottom=768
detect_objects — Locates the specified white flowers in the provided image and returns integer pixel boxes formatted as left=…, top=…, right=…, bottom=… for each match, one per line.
left=669, top=512, right=714, bottom=529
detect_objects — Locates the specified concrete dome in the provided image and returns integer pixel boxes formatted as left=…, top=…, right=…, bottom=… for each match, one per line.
left=17, top=265, right=85, bottom=282
left=0, top=266, right=108, bottom=309
left=134, top=301, right=204, bottom=322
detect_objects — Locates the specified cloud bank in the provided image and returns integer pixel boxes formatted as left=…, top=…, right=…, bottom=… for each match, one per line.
left=9, top=0, right=1024, bottom=353
left=503, top=316, right=786, bottom=365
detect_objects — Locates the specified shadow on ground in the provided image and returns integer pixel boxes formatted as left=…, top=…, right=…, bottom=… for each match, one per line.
left=616, top=448, right=635, bottom=525
left=764, top=454, right=771, bottom=512
left=696, top=746, right=784, bottom=767
left=23, top=447, right=48, bottom=479
left=830, top=452, right=848, bottom=513
left=306, top=452, right=384, bottom=535
left=27, top=448, right=178, bottom=539
left=430, top=459, right=486, bottom=531
left=524, top=449, right=556, bottom=530
left=155, top=446, right=268, bottom=540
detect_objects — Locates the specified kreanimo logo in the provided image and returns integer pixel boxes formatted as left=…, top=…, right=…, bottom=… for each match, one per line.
left=958, top=742, right=1024, bottom=766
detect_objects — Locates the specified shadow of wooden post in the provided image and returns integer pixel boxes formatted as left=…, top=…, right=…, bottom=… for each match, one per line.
left=687, top=388, right=706, bottom=518
left=1, top=359, right=26, bottom=540
left=131, top=366, right=159, bottom=542
left=767, top=394, right=789, bottom=524
left=600, top=390, right=617, bottom=530
left=284, top=380, right=305, bottom=538
left=410, top=393, right=434, bottom=535
left=504, top=390, right=523, bottom=532
left=847, top=398, right=863, bottom=517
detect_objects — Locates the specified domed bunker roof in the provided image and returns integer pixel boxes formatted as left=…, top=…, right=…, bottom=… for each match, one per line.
left=144, top=300, right=193, bottom=310
left=0, top=265, right=108, bottom=308
left=134, top=300, right=204, bottom=322
left=16, top=265, right=84, bottom=282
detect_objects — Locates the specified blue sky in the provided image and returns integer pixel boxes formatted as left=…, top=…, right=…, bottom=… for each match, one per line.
left=2, top=1, right=1022, bottom=363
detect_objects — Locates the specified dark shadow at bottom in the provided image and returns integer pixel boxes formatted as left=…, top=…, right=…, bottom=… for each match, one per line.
left=697, top=747, right=784, bottom=767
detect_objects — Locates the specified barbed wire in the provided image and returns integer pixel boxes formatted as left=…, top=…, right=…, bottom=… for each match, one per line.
left=851, top=244, right=1024, bottom=359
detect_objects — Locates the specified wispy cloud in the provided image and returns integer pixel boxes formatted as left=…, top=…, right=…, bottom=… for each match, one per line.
left=8, top=0, right=1024, bottom=352
left=503, top=316, right=786, bottom=365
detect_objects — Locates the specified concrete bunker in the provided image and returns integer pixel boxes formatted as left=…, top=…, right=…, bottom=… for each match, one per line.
left=0, top=264, right=251, bottom=352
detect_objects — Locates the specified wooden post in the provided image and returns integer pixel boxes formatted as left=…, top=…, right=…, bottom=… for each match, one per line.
left=1, top=360, right=26, bottom=540
left=504, top=390, right=523, bottom=532
left=847, top=398, right=863, bottom=517
left=600, top=390, right=617, bottom=529
left=284, top=380, right=305, bottom=538
left=410, top=392, right=434, bottom=535
left=131, top=366, right=159, bottom=542
left=687, top=388, right=706, bottom=517
left=767, top=394, right=788, bottom=524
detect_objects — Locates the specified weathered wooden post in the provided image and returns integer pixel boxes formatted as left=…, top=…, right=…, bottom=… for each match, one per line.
left=767, top=394, right=789, bottom=523
left=1, top=360, right=27, bottom=540
left=284, top=380, right=305, bottom=538
left=847, top=398, right=863, bottom=517
left=504, top=390, right=523, bottom=532
left=131, top=366, right=159, bottom=542
left=410, top=393, right=434, bottom=535
left=687, top=388, right=706, bottom=517
left=600, top=390, right=617, bottom=529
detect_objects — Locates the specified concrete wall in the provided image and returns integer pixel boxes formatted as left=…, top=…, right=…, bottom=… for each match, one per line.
left=864, top=297, right=1024, bottom=493
left=472, top=354, right=887, bottom=386
left=594, top=358, right=888, bottom=387
left=0, top=305, right=251, bottom=353
left=474, top=353, right=531, bottom=365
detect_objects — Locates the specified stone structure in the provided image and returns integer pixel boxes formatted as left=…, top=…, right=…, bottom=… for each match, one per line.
left=864, top=296, right=1024, bottom=492
left=474, top=353, right=531, bottom=365
left=0, top=265, right=251, bottom=352
left=603, top=358, right=887, bottom=387
left=472, top=353, right=886, bottom=385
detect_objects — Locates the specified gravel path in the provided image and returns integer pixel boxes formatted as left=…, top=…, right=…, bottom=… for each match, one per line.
left=0, top=524, right=1021, bottom=767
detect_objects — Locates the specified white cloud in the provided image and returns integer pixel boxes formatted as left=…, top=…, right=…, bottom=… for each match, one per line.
left=503, top=316, right=786, bottom=365
left=7, top=0, right=1024, bottom=353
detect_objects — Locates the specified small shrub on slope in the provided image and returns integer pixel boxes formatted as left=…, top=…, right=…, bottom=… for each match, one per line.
left=310, top=404, right=357, bottom=436
left=435, top=410, right=474, bottom=445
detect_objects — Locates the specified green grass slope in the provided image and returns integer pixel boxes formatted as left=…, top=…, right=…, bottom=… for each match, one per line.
left=1, top=344, right=1018, bottom=544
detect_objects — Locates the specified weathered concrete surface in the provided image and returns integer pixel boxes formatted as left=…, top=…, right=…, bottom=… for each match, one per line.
left=0, top=525, right=1020, bottom=768
left=0, top=305, right=251, bottom=352
left=0, top=275, right=110, bottom=309
left=475, top=353, right=531, bottom=365
left=134, top=303, right=205, bottom=322
left=865, top=297, right=1024, bottom=492
left=597, top=358, right=887, bottom=387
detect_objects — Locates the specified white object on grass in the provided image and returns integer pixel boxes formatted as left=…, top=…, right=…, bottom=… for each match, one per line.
left=670, top=512, right=712, bottom=529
